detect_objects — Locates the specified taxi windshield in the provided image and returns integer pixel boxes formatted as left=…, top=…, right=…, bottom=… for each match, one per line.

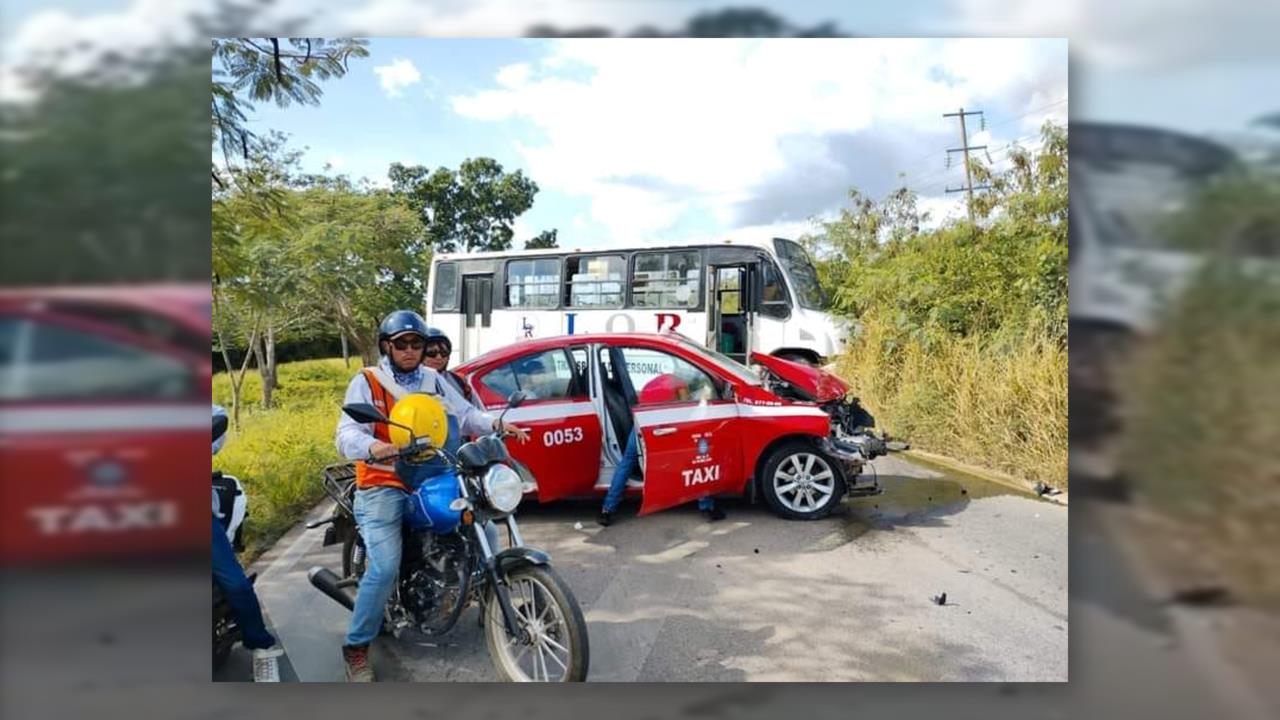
left=669, top=333, right=761, bottom=385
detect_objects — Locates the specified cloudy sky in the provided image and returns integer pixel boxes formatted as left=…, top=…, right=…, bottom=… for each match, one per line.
left=231, top=38, right=1064, bottom=247
left=4, top=0, right=1273, bottom=247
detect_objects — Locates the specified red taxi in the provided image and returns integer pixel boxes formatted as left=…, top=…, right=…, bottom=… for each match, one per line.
left=454, top=332, right=882, bottom=519
left=0, top=284, right=212, bottom=564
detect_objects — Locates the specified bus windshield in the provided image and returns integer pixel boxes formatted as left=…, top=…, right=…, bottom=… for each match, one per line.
left=773, top=238, right=827, bottom=310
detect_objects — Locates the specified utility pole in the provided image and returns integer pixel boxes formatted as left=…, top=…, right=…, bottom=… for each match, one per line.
left=943, top=107, right=989, bottom=223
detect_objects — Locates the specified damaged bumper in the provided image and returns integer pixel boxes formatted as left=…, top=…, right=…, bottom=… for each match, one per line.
left=820, top=437, right=884, bottom=497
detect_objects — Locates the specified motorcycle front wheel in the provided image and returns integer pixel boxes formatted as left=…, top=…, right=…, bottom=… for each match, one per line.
left=483, top=564, right=589, bottom=681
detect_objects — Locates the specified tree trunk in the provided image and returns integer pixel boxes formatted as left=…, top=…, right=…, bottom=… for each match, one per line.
left=217, top=320, right=260, bottom=432
left=340, top=331, right=351, bottom=368
left=213, top=291, right=259, bottom=432
left=333, top=295, right=377, bottom=367
left=265, top=323, right=277, bottom=397
left=255, top=323, right=277, bottom=409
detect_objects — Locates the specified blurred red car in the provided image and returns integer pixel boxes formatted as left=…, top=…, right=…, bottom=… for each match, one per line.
left=0, top=284, right=211, bottom=564
left=454, top=332, right=882, bottom=519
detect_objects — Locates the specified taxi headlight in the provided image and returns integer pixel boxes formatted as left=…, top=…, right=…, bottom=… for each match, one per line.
left=482, top=464, right=524, bottom=513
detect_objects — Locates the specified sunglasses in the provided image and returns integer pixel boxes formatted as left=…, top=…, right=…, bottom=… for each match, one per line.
left=391, top=337, right=425, bottom=351
left=423, top=349, right=451, bottom=359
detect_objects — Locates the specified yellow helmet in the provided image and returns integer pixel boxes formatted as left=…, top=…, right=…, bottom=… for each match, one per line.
left=388, top=392, right=449, bottom=450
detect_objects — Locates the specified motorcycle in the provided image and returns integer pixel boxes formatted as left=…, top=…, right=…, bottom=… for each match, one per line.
left=212, top=410, right=254, bottom=669
left=306, top=391, right=590, bottom=682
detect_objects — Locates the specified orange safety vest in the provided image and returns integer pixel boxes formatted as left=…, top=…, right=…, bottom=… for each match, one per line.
left=354, top=368, right=409, bottom=492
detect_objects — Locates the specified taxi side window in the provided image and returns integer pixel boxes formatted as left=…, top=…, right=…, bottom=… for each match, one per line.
left=618, top=347, right=721, bottom=405
left=479, top=349, right=585, bottom=403
left=0, top=317, right=195, bottom=401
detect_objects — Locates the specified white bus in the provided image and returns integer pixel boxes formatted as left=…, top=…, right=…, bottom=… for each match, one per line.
left=424, top=236, right=847, bottom=366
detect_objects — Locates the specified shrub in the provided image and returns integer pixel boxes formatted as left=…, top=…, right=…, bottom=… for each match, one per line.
left=212, top=358, right=353, bottom=561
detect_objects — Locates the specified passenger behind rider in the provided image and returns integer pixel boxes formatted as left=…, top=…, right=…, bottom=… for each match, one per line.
left=597, top=373, right=725, bottom=526
left=420, top=327, right=478, bottom=406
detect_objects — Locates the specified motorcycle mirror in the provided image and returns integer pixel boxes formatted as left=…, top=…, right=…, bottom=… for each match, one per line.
left=213, top=414, right=229, bottom=441
left=343, top=403, right=390, bottom=425
left=496, top=389, right=528, bottom=428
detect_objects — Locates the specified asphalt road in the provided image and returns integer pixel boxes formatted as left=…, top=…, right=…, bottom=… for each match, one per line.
left=4, top=453, right=1265, bottom=717
left=230, top=453, right=1070, bottom=682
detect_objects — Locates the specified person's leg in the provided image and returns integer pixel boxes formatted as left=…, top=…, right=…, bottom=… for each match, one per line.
left=601, top=429, right=640, bottom=515
left=345, top=486, right=404, bottom=647
left=211, top=516, right=276, bottom=650
left=698, top=495, right=726, bottom=520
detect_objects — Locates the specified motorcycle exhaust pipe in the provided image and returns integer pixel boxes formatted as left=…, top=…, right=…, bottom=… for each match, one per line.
left=308, top=566, right=355, bottom=612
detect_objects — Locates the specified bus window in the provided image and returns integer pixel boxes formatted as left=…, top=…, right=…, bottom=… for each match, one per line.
left=566, top=255, right=625, bottom=308
left=433, top=262, right=459, bottom=311
left=758, top=259, right=790, bottom=320
left=505, top=258, right=560, bottom=308
left=632, top=251, right=700, bottom=309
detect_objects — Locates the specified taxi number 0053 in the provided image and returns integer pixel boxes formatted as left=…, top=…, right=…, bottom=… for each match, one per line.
left=543, top=427, right=584, bottom=447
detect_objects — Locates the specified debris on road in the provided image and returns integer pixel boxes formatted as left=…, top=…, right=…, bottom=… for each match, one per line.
left=932, top=592, right=947, bottom=606
left=573, top=522, right=584, bottom=530
left=1164, top=585, right=1234, bottom=608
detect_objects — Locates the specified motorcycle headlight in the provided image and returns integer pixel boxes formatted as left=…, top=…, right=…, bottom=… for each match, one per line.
left=482, top=464, right=524, bottom=514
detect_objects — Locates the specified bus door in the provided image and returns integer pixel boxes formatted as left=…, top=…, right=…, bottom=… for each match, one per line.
left=460, top=275, right=493, bottom=362
left=706, top=265, right=753, bottom=365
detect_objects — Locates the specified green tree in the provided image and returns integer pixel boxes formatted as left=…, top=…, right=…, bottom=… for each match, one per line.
left=525, top=229, right=559, bottom=249
left=212, top=132, right=306, bottom=416
left=1, top=49, right=212, bottom=285
left=389, top=157, right=540, bottom=253
left=210, top=38, right=369, bottom=419
left=290, top=177, right=431, bottom=365
left=212, top=38, right=368, bottom=187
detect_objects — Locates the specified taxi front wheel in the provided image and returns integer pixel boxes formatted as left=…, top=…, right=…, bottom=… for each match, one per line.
left=759, top=441, right=845, bottom=520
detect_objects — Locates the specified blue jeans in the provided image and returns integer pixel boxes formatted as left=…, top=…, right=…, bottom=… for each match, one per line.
left=602, top=429, right=716, bottom=513
left=346, top=486, right=405, bottom=647
left=211, top=516, right=276, bottom=650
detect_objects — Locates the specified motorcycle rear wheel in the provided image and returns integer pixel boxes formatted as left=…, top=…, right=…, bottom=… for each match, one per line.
left=483, top=565, right=589, bottom=681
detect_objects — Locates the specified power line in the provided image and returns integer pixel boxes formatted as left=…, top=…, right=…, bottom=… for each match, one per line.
left=892, top=97, right=1068, bottom=189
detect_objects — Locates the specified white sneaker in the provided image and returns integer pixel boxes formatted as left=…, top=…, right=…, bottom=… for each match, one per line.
left=252, top=645, right=284, bottom=682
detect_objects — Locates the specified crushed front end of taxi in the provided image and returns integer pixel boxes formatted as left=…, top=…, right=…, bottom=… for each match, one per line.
left=751, top=352, right=887, bottom=497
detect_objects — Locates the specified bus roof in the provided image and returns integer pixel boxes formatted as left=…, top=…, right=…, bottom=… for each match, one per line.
left=434, top=235, right=792, bottom=262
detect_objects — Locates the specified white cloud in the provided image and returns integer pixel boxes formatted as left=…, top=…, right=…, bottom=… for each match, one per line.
left=495, top=63, right=533, bottom=88
left=0, top=0, right=206, bottom=102
left=373, top=58, right=422, bottom=98
left=449, top=38, right=1066, bottom=241
left=917, top=195, right=967, bottom=230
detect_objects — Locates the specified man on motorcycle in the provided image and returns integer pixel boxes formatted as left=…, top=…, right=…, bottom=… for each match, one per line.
left=212, top=405, right=284, bottom=682
left=334, top=310, right=529, bottom=682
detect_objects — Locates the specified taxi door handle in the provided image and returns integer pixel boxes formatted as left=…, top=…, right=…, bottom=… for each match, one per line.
left=652, top=427, right=677, bottom=436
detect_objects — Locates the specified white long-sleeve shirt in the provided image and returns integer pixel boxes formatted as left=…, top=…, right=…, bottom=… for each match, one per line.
left=335, top=357, right=497, bottom=461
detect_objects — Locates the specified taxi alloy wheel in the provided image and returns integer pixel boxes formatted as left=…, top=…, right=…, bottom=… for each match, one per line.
left=760, top=441, right=845, bottom=520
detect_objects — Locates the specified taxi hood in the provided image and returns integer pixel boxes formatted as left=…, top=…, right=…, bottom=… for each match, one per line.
left=750, top=352, right=850, bottom=402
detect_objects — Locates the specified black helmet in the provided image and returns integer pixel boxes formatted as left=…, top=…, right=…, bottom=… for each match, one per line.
left=378, top=310, right=430, bottom=350
left=423, top=326, right=452, bottom=354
